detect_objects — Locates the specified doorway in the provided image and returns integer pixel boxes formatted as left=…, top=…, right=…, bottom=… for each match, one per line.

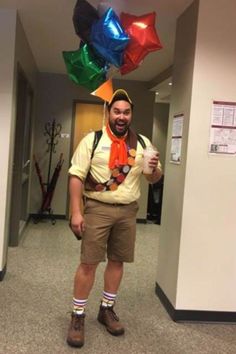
left=67, top=101, right=105, bottom=217
left=8, top=67, right=33, bottom=247
left=147, top=100, right=170, bottom=224
left=72, top=102, right=105, bottom=152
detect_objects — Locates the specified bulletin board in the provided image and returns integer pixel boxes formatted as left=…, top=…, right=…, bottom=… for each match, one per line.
left=170, top=113, right=184, bottom=163
left=209, top=101, right=236, bottom=155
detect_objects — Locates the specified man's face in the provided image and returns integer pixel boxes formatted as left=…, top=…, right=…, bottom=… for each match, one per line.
left=108, top=100, right=132, bottom=137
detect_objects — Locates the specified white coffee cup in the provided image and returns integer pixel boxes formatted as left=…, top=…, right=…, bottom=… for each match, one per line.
left=143, top=146, right=157, bottom=174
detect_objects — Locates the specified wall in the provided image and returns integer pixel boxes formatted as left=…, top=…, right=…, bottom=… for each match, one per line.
left=31, top=73, right=155, bottom=219
left=156, top=1, right=199, bottom=306
left=15, top=17, right=37, bottom=88
left=176, top=0, right=236, bottom=311
left=157, top=0, right=236, bottom=313
left=0, top=9, right=16, bottom=275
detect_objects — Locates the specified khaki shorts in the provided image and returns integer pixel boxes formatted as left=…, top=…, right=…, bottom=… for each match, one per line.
left=80, top=198, right=139, bottom=264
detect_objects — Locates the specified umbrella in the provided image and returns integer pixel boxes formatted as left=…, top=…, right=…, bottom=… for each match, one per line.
left=40, top=153, right=64, bottom=213
left=33, top=154, right=46, bottom=197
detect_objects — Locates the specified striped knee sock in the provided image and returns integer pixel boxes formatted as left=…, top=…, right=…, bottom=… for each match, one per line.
left=73, top=298, right=88, bottom=315
left=101, top=291, right=117, bottom=308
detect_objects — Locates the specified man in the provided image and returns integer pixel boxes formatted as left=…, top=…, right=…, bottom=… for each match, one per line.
left=67, top=89, right=162, bottom=348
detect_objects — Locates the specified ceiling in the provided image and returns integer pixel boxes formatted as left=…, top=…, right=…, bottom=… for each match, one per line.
left=1, top=0, right=193, bottom=89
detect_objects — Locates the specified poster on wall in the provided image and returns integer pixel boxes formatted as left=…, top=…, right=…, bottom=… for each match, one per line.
left=209, top=101, right=236, bottom=155
left=170, top=113, right=184, bottom=163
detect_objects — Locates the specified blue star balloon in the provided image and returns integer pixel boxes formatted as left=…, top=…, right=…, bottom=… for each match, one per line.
left=90, top=7, right=130, bottom=67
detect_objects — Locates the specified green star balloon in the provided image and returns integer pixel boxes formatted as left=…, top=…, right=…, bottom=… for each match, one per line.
left=63, top=44, right=107, bottom=91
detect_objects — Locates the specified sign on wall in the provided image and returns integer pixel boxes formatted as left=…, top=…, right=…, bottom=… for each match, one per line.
left=209, top=101, right=236, bottom=155
left=170, top=113, right=184, bottom=163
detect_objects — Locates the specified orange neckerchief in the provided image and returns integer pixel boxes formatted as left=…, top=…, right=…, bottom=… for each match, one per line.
left=106, top=124, right=128, bottom=169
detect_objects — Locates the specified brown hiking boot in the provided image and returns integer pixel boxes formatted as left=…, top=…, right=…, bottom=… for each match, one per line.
left=97, top=305, right=125, bottom=336
left=67, top=312, right=85, bottom=348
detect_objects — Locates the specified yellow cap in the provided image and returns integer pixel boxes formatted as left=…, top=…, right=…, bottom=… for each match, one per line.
left=108, top=89, right=133, bottom=106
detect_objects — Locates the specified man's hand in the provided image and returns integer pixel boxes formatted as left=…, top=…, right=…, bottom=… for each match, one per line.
left=144, top=150, right=162, bottom=184
left=69, top=212, right=85, bottom=240
left=69, top=176, right=85, bottom=240
left=148, top=151, right=160, bottom=172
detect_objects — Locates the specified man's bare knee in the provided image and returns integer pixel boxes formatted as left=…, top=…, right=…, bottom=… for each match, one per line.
left=79, top=263, right=98, bottom=276
left=107, top=260, right=123, bottom=268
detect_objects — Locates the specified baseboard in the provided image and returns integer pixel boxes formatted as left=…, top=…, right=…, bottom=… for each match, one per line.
left=0, top=264, right=7, bottom=281
left=136, top=218, right=147, bottom=224
left=30, top=213, right=66, bottom=221
left=155, top=282, right=236, bottom=323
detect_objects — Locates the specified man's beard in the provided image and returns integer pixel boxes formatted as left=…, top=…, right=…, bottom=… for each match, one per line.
left=109, top=119, right=130, bottom=137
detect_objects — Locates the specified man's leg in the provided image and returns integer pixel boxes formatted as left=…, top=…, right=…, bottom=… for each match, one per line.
left=67, top=262, right=98, bottom=348
left=74, top=262, right=99, bottom=298
left=104, top=259, right=123, bottom=293
left=98, top=259, right=125, bottom=336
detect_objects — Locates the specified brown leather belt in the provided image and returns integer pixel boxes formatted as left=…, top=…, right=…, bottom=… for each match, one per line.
left=85, top=197, right=128, bottom=206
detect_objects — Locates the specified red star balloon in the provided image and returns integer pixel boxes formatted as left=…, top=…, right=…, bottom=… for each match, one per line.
left=120, top=12, right=163, bottom=75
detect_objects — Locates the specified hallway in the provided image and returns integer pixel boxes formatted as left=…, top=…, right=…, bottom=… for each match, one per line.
left=0, top=221, right=235, bottom=354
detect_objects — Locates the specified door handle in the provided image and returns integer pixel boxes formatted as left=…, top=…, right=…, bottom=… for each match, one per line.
left=23, top=160, right=30, bottom=168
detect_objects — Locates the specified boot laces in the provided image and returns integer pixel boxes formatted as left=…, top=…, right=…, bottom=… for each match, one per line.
left=107, top=307, right=119, bottom=321
left=72, top=314, right=84, bottom=330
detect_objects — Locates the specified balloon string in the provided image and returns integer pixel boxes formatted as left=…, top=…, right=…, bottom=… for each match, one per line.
left=107, top=65, right=119, bottom=80
left=102, top=101, right=106, bottom=127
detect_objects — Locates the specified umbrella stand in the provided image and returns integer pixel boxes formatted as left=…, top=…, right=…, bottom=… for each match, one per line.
left=33, top=119, right=62, bottom=225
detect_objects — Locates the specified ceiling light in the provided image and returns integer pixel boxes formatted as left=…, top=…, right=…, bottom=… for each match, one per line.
left=168, top=82, right=172, bottom=86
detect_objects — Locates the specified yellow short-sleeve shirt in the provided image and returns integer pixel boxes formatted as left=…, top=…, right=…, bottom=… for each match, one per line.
left=69, top=127, right=161, bottom=204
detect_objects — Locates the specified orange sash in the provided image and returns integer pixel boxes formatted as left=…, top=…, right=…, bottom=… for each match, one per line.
left=85, top=128, right=137, bottom=192
left=106, top=124, right=128, bottom=169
